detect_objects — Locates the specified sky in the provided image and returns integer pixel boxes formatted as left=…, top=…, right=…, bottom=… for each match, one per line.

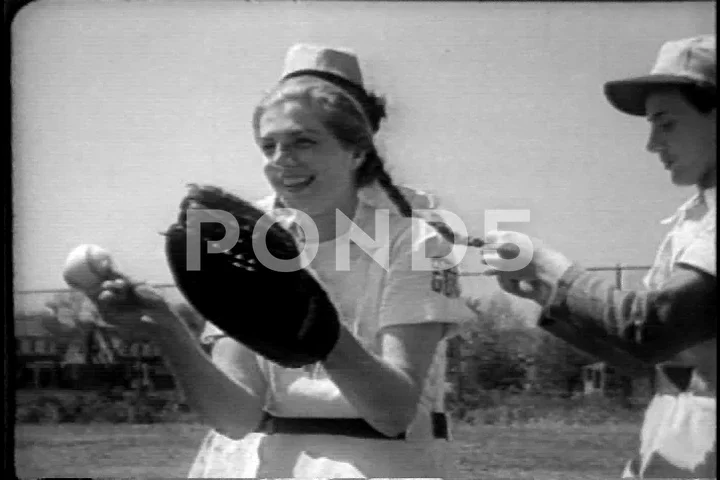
left=11, top=1, right=715, bottom=311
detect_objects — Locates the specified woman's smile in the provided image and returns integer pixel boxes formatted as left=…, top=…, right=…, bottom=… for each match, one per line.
left=279, top=174, right=316, bottom=191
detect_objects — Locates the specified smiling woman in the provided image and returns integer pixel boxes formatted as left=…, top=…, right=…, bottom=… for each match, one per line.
left=182, top=42, right=477, bottom=479
left=252, top=45, right=392, bottom=228
left=255, top=91, right=364, bottom=225
left=85, top=43, right=477, bottom=479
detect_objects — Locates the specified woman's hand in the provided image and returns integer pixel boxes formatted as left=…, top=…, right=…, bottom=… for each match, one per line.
left=482, top=230, right=574, bottom=306
left=92, top=277, right=174, bottom=338
left=90, top=276, right=269, bottom=437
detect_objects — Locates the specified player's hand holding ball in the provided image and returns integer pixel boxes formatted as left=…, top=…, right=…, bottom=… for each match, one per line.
left=62, top=244, right=116, bottom=295
left=62, top=244, right=171, bottom=337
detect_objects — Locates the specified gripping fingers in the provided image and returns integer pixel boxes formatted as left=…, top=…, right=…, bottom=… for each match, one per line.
left=98, top=278, right=131, bottom=301
left=97, top=276, right=154, bottom=307
left=484, top=268, right=535, bottom=299
left=497, top=275, right=536, bottom=300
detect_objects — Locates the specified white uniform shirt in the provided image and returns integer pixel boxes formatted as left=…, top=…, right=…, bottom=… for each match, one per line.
left=623, top=187, right=716, bottom=479
left=188, top=183, right=475, bottom=479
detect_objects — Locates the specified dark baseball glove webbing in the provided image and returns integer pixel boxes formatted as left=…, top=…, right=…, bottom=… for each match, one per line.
left=163, top=184, right=341, bottom=368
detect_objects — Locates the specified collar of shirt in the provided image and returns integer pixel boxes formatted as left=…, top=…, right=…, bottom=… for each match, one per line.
left=703, top=186, right=716, bottom=212
left=256, top=182, right=441, bottom=246
left=357, top=181, right=439, bottom=212
left=660, top=186, right=717, bottom=226
left=259, top=182, right=440, bottom=222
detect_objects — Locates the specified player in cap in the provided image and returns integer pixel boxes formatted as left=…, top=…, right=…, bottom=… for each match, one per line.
left=483, top=34, right=716, bottom=479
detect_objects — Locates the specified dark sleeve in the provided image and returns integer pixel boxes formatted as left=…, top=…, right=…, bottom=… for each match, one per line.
left=538, top=263, right=717, bottom=374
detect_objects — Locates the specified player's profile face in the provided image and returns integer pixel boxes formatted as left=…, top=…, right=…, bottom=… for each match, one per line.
left=645, top=90, right=717, bottom=188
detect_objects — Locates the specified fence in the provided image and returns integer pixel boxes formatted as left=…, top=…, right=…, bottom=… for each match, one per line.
left=13, top=265, right=652, bottom=419
left=14, top=263, right=652, bottom=295
left=456, top=263, right=651, bottom=287
left=585, top=264, right=652, bottom=290
left=13, top=283, right=193, bottom=394
left=13, top=283, right=182, bottom=314
left=14, top=263, right=652, bottom=317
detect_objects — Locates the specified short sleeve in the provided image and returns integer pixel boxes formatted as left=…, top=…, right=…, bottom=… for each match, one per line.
left=677, top=226, right=716, bottom=277
left=378, top=218, right=475, bottom=336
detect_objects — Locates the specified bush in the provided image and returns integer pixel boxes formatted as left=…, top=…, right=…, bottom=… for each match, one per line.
left=16, top=395, right=72, bottom=424
left=16, top=405, right=49, bottom=424
left=74, top=398, right=131, bottom=423
left=452, top=390, right=645, bottom=427
left=15, top=389, right=201, bottom=425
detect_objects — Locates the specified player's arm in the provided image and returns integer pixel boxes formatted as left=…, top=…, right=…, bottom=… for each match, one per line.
left=92, top=284, right=269, bottom=440
left=540, top=263, right=717, bottom=372
left=323, top=221, right=465, bottom=437
left=62, top=242, right=268, bottom=439
left=149, top=314, right=268, bottom=439
left=323, top=322, right=445, bottom=437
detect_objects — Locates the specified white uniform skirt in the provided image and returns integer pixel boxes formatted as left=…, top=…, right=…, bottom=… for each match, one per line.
left=187, top=428, right=462, bottom=479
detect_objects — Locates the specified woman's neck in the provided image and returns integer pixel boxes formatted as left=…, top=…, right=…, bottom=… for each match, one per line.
left=698, top=166, right=717, bottom=190
left=312, top=195, right=359, bottom=243
left=279, top=194, right=359, bottom=243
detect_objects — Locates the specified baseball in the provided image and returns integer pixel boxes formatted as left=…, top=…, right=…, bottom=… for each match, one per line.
left=62, top=244, right=115, bottom=293
left=497, top=243, right=522, bottom=260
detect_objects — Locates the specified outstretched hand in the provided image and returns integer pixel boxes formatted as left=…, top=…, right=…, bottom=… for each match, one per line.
left=481, top=230, right=574, bottom=306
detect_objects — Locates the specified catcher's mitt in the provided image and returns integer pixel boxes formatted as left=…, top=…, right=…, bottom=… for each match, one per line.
left=164, top=184, right=341, bottom=368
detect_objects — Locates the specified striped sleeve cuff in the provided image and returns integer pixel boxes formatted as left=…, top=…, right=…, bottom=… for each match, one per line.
left=537, top=264, right=651, bottom=374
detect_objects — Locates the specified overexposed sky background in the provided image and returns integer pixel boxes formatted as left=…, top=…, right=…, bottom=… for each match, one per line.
left=11, top=1, right=715, bottom=304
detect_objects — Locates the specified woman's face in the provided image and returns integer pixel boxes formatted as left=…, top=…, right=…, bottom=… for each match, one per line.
left=257, top=99, right=363, bottom=215
left=645, top=90, right=716, bottom=188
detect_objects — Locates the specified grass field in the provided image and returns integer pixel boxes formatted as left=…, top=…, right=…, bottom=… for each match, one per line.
left=14, top=421, right=641, bottom=479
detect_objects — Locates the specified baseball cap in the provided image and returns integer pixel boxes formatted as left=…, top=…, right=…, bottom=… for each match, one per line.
left=281, top=43, right=365, bottom=88
left=279, top=43, right=381, bottom=131
left=604, top=34, right=716, bottom=116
